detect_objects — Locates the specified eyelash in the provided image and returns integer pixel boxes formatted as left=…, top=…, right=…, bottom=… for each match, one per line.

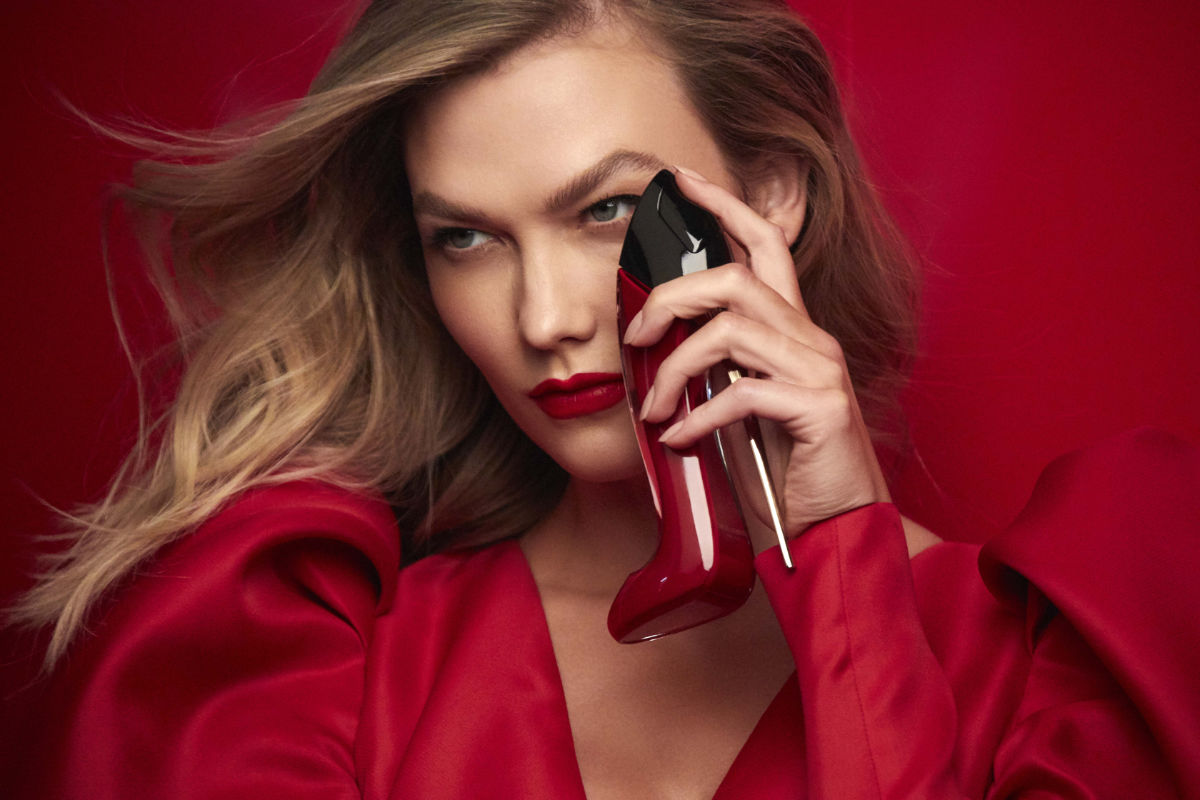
left=585, top=194, right=639, bottom=225
left=430, top=228, right=492, bottom=252
left=429, top=194, right=640, bottom=254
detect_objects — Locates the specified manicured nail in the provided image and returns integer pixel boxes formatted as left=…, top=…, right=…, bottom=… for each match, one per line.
left=638, top=386, right=657, bottom=421
left=623, top=312, right=645, bottom=344
left=674, top=165, right=708, bottom=182
left=658, top=419, right=684, bottom=442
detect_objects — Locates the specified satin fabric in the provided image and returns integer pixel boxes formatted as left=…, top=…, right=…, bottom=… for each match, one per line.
left=11, top=428, right=1198, bottom=798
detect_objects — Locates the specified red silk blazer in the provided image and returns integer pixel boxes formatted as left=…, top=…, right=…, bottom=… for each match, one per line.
left=11, top=428, right=1200, bottom=798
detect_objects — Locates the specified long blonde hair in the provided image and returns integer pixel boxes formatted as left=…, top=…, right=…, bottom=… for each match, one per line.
left=13, top=0, right=918, bottom=669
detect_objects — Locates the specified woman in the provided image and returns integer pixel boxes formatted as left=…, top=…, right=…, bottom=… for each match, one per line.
left=8, top=0, right=1198, bottom=797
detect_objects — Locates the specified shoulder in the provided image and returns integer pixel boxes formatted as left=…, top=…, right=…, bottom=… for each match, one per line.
left=182, top=480, right=400, bottom=566
left=78, top=480, right=404, bottom=662
left=978, top=426, right=1199, bottom=613
left=154, top=480, right=402, bottom=613
left=977, top=426, right=1200, bottom=643
left=977, top=427, right=1200, bottom=787
left=22, top=482, right=405, bottom=798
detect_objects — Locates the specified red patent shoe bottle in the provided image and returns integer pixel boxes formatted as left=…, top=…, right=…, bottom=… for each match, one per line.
left=607, top=170, right=760, bottom=643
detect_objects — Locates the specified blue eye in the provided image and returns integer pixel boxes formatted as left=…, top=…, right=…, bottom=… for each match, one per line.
left=435, top=228, right=492, bottom=251
left=587, top=195, right=638, bottom=223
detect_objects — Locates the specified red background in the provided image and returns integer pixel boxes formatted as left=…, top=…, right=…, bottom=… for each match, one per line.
left=1, top=0, right=1197, bottom=693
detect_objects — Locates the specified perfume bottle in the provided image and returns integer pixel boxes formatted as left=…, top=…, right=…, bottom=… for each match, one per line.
left=609, top=170, right=790, bottom=643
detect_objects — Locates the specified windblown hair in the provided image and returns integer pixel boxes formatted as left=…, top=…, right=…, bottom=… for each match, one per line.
left=13, top=0, right=918, bottom=669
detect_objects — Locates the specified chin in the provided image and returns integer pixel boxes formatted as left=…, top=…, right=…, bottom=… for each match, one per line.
left=529, top=416, right=646, bottom=485
left=556, top=452, right=646, bottom=485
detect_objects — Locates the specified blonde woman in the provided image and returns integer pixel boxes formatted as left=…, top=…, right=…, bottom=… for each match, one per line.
left=10, top=1, right=1198, bottom=798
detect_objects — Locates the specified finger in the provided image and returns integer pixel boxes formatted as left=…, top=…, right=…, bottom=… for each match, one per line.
left=623, top=263, right=845, bottom=378
left=623, top=261, right=808, bottom=347
left=640, top=312, right=844, bottom=424
left=656, top=377, right=853, bottom=448
left=674, top=166, right=807, bottom=312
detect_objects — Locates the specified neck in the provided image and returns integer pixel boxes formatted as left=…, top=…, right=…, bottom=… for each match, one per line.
left=520, top=474, right=660, bottom=596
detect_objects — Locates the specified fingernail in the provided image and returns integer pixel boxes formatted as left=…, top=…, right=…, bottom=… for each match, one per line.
left=659, top=419, right=684, bottom=442
left=638, top=386, right=657, bottom=421
left=623, top=312, right=645, bottom=344
left=674, top=165, right=708, bottom=182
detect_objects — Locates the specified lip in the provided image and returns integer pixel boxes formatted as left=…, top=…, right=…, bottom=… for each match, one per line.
left=529, top=372, right=626, bottom=419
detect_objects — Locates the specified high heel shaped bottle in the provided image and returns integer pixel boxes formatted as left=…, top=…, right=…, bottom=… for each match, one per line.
left=609, top=170, right=790, bottom=644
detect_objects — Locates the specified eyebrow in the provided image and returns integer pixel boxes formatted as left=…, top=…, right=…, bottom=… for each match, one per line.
left=543, top=149, right=667, bottom=213
left=410, top=149, right=667, bottom=224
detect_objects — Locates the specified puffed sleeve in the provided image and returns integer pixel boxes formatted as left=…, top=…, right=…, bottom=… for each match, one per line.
left=754, top=427, right=1197, bottom=798
left=17, top=481, right=401, bottom=800
left=979, top=426, right=1200, bottom=796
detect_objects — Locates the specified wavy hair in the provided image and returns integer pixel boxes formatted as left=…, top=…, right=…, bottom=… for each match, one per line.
left=12, top=0, right=918, bottom=669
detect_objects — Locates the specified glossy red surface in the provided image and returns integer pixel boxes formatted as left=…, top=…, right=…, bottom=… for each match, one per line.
left=607, top=270, right=755, bottom=643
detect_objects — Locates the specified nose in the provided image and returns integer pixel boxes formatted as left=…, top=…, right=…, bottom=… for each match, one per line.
left=515, top=238, right=599, bottom=351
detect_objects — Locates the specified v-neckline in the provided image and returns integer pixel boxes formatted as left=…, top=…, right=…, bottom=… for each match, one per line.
left=502, top=536, right=798, bottom=799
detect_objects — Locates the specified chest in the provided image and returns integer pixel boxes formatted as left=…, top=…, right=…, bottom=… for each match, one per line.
left=541, top=584, right=796, bottom=800
left=365, top=542, right=810, bottom=800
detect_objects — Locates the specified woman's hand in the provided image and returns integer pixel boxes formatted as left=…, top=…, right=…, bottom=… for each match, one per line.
left=624, top=167, right=890, bottom=546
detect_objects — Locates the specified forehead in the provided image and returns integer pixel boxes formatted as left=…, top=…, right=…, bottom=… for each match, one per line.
left=403, top=22, right=728, bottom=208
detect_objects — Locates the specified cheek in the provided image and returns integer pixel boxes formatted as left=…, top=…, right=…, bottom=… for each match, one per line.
left=427, top=270, right=514, bottom=378
left=571, top=246, right=623, bottom=320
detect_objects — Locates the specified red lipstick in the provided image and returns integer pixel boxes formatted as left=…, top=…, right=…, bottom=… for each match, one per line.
left=529, top=372, right=625, bottom=419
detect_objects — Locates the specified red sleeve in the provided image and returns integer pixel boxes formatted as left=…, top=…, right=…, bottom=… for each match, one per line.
left=756, top=503, right=966, bottom=797
left=18, top=482, right=400, bottom=800
left=755, top=427, right=1197, bottom=799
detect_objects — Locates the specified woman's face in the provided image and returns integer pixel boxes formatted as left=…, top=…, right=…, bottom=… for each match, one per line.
left=405, top=21, right=739, bottom=483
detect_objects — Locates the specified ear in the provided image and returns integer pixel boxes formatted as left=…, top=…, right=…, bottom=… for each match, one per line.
left=746, top=159, right=810, bottom=248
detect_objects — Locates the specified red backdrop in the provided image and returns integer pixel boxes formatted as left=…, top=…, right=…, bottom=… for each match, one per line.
left=1, top=0, right=1197, bottom=687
